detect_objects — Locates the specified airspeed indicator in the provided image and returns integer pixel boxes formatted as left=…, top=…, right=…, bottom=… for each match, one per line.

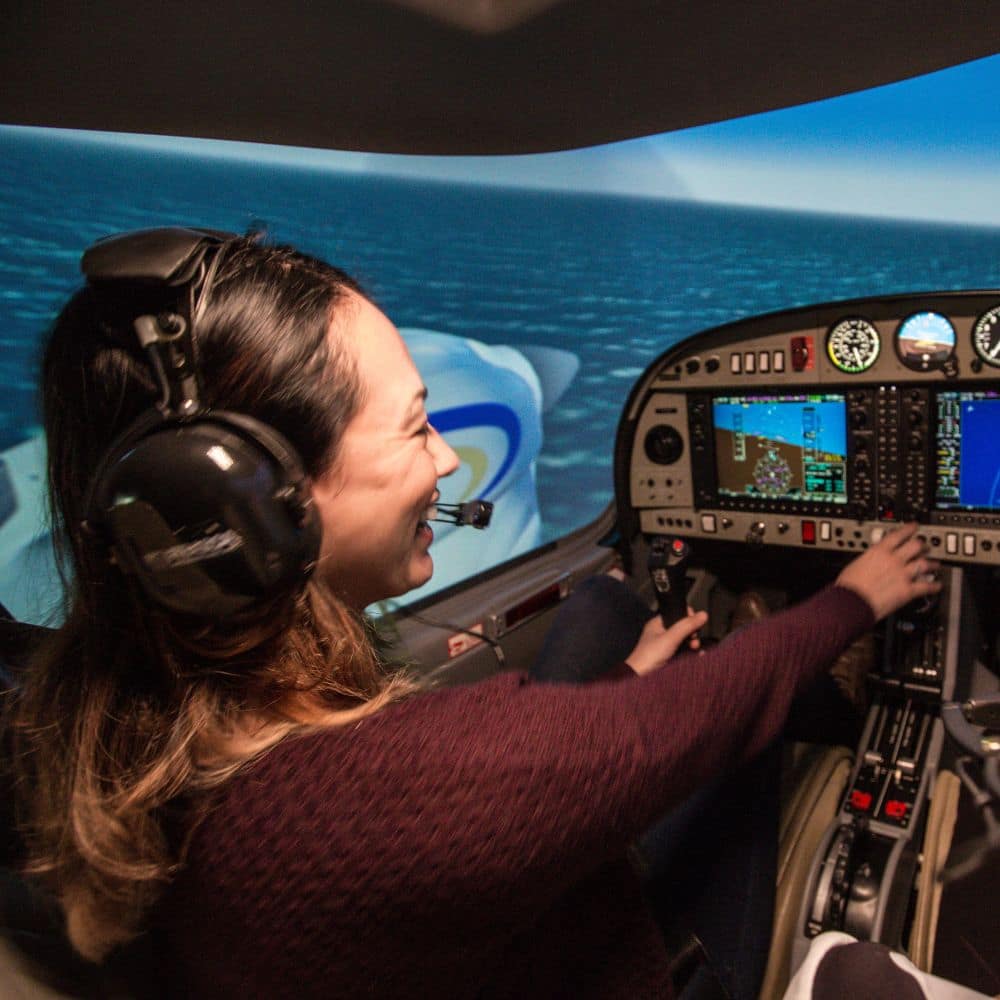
left=826, top=318, right=880, bottom=374
left=972, top=306, right=1000, bottom=368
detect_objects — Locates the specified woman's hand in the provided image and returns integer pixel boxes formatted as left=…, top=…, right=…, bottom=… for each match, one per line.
left=625, top=607, right=709, bottom=677
left=836, top=522, right=941, bottom=622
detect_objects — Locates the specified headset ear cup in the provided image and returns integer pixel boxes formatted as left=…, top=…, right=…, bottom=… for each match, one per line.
left=87, top=414, right=320, bottom=618
left=218, top=410, right=322, bottom=552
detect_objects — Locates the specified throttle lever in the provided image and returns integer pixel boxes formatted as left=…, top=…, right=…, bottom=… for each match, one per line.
left=647, top=536, right=691, bottom=627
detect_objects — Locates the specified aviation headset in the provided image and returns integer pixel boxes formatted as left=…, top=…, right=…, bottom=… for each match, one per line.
left=81, top=227, right=321, bottom=618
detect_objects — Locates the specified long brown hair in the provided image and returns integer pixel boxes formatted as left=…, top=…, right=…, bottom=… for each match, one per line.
left=7, top=237, right=415, bottom=962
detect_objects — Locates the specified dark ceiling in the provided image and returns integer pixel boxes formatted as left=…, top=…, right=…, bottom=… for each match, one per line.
left=2, top=0, right=998, bottom=154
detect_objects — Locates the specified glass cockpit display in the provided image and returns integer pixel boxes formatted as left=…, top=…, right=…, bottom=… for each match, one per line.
left=935, top=390, right=1000, bottom=511
left=712, top=394, right=848, bottom=504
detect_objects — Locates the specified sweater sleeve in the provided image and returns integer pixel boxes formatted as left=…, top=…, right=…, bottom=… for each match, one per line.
left=208, top=585, right=872, bottom=927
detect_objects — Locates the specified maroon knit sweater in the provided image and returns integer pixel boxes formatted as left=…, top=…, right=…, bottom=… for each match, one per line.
left=152, top=585, right=873, bottom=998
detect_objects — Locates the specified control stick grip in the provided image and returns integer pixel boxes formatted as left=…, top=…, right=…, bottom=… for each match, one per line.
left=648, top=536, right=691, bottom=627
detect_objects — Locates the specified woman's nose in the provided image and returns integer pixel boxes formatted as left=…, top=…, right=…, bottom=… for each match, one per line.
left=429, top=425, right=460, bottom=477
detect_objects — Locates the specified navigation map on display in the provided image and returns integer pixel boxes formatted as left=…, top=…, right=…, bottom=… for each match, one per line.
left=713, top=394, right=848, bottom=503
left=936, top=391, right=1000, bottom=511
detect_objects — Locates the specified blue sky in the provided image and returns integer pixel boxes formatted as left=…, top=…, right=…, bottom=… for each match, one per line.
left=652, top=54, right=1000, bottom=224
left=668, top=55, right=1000, bottom=166
left=713, top=400, right=847, bottom=456
left=8, top=53, right=1000, bottom=226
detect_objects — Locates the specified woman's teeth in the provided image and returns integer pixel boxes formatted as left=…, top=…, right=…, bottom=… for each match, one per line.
left=416, top=504, right=437, bottom=534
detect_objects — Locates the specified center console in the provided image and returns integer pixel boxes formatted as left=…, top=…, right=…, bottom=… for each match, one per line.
left=794, top=565, right=962, bottom=954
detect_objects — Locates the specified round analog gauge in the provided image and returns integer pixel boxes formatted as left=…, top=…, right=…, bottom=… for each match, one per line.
left=826, top=318, right=880, bottom=373
left=895, top=311, right=956, bottom=372
left=972, top=305, right=1000, bottom=367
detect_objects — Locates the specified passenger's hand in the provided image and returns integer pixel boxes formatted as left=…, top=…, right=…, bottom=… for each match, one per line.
left=625, top=607, right=709, bottom=677
left=836, top=523, right=941, bottom=622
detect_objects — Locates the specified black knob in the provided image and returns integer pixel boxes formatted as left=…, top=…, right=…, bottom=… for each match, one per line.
left=644, top=425, right=684, bottom=465
left=849, top=864, right=878, bottom=903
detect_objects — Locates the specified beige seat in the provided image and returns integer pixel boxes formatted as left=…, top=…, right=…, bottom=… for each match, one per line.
left=0, top=936, right=87, bottom=1000
left=759, top=743, right=854, bottom=1000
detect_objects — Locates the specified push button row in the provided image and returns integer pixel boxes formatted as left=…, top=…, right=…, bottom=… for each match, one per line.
left=801, top=520, right=835, bottom=544
left=944, top=532, right=977, bottom=556
left=876, top=527, right=990, bottom=557
left=729, top=350, right=785, bottom=375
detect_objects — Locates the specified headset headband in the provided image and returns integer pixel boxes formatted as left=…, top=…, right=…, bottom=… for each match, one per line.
left=82, top=227, right=237, bottom=417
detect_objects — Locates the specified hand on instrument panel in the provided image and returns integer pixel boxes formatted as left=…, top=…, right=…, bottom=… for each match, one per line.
left=625, top=606, right=709, bottom=677
left=835, top=522, right=941, bottom=623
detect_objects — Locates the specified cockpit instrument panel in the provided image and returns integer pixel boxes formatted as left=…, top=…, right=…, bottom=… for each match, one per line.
left=616, top=291, right=1000, bottom=565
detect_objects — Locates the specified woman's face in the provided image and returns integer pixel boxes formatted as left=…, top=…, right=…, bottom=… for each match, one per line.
left=311, top=292, right=460, bottom=609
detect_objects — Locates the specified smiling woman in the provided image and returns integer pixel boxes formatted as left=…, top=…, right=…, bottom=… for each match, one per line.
left=8, top=231, right=426, bottom=960
left=311, top=291, right=460, bottom=609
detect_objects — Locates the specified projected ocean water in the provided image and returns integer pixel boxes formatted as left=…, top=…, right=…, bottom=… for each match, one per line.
left=2, top=130, right=1000, bottom=605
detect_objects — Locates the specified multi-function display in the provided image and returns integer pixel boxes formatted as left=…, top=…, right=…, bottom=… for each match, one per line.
left=711, top=394, right=849, bottom=505
left=935, top=390, right=1000, bottom=512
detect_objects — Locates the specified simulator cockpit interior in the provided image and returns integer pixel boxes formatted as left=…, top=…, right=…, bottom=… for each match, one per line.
left=1, top=2, right=998, bottom=997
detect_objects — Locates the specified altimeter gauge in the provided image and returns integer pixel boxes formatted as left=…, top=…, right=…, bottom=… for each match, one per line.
left=972, top=305, right=1000, bottom=368
left=826, top=318, right=880, bottom=374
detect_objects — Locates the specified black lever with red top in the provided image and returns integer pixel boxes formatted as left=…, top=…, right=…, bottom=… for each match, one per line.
left=647, top=536, right=691, bottom=627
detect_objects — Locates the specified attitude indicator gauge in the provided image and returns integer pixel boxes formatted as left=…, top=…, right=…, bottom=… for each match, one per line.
left=895, top=311, right=956, bottom=372
left=826, top=318, right=880, bottom=374
left=972, top=306, right=1000, bottom=368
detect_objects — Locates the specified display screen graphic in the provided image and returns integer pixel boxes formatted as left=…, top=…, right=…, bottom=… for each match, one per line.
left=935, top=390, right=1000, bottom=511
left=712, top=394, right=848, bottom=503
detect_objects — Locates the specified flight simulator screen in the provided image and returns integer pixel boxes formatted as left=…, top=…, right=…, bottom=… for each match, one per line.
left=712, top=393, right=848, bottom=504
left=935, top=390, right=1000, bottom=511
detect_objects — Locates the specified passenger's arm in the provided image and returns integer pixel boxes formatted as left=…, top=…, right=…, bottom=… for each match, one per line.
left=215, top=583, right=877, bottom=947
left=221, top=534, right=937, bottom=943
